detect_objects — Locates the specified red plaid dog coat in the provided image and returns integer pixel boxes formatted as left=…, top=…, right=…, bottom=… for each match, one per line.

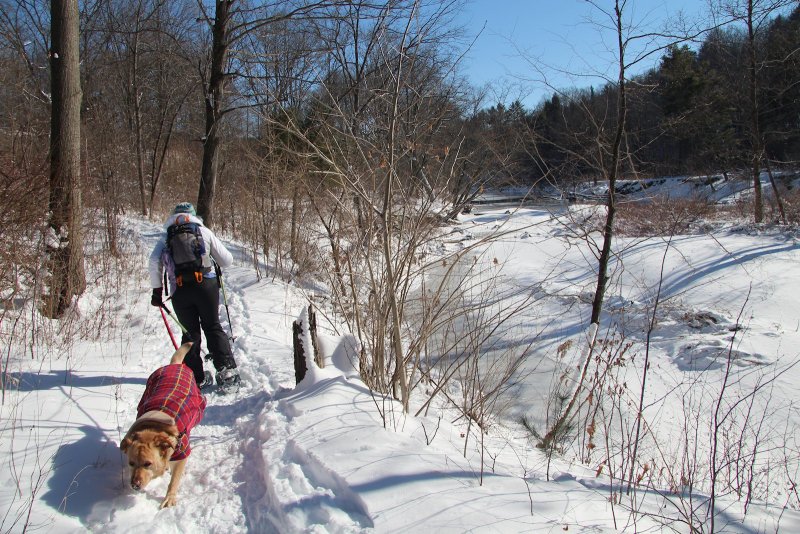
left=136, top=363, right=206, bottom=461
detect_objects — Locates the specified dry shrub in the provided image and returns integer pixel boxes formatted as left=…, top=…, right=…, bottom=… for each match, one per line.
left=0, top=156, right=48, bottom=304
left=715, top=186, right=800, bottom=225
left=156, top=137, right=205, bottom=215
left=770, top=187, right=800, bottom=225
left=615, top=197, right=717, bottom=237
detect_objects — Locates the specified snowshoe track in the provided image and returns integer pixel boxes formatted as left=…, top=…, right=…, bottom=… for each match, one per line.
left=223, top=268, right=372, bottom=532
left=243, top=398, right=372, bottom=533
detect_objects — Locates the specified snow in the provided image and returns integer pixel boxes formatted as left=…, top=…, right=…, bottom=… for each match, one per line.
left=2, top=175, right=800, bottom=533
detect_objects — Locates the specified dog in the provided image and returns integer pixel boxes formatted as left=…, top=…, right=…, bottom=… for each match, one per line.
left=120, top=342, right=206, bottom=508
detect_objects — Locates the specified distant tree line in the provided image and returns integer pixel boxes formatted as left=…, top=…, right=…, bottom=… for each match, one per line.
left=472, top=5, right=800, bottom=189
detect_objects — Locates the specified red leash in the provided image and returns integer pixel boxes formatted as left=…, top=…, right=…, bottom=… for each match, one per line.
left=160, top=306, right=179, bottom=349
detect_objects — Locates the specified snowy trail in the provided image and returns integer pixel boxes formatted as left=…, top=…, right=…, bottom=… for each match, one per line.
left=69, top=217, right=367, bottom=533
left=225, top=269, right=372, bottom=533
left=85, top=264, right=371, bottom=533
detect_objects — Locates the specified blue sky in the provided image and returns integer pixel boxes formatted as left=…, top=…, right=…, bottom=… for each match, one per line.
left=457, top=0, right=711, bottom=109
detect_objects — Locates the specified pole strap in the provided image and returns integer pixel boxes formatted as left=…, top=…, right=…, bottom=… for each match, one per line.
left=161, top=301, right=189, bottom=334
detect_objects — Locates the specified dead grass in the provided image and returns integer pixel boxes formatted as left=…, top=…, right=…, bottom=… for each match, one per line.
left=615, top=197, right=719, bottom=237
left=0, top=155, right=48, bottom=305
left=615, top=186, right=800, bottom=237
left=768, top=188, right=800, bottom=224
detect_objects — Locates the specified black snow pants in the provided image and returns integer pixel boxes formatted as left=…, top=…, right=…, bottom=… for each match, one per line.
left=170, top=274, right=236, bottom=384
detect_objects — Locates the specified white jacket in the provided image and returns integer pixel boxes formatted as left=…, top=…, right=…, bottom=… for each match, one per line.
left=149, top=213, right=233, bottom=289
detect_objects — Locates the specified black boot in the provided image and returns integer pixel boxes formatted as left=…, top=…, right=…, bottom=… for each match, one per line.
left=215, top=367, right=240, bottom=394
left=196, top=370, right=214, bottom=390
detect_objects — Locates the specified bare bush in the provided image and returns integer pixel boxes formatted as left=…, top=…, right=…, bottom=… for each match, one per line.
left=546, top=303, right=800, bottom=531
left=616, top=197, right=718, bottom=236
left=770, top=186, right=800, bottom=225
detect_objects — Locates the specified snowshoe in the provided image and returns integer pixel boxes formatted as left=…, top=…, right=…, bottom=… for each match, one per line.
left=215, top=368, right=240, bottom=394
left=196, top=370, right=214, bottom=390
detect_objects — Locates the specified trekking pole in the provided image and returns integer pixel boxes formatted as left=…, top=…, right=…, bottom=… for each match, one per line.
left=214, top=262, right=235, bottom=342
left=162, top=300, right=212, bottom=362
left=161, top=301, right=189, bottom=335
left=159, top=306, right=179, bottom=350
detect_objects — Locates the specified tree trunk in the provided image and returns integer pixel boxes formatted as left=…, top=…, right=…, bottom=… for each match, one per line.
left=197, top=0, right=232, bottom=229
left=590, top=0, right=627, bottom=326
left=290, top=183, right=300, bottom=261
left=381, top=5, right=415, bottom=412
left=131, top=6, right=148, bottom=217
left=747, top=0, right=764, bottom=224
left=542, top=0, right=628, bottom=449
left=764, top=158, right=787, bottom=224
left=46, top=0, right=85, bottom=318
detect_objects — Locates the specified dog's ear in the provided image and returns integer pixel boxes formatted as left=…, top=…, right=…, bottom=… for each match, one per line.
left=120, top=432, right=138, bottom=453
left=154, top=435, right=176, bottom=458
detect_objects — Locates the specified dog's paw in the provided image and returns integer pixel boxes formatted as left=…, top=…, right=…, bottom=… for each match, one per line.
left=159, top=495, right=178, bottom=509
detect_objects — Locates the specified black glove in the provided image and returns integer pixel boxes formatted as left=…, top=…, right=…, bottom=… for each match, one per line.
left=151, top=287, right=163, bottom=307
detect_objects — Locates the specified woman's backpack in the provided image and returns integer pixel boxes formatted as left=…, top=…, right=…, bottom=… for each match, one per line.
left=164, top=215, right=210, bottom=287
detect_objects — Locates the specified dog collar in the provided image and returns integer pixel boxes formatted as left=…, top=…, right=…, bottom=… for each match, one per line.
left=129, top=411, right=185, bottom=455
left=135, top=410, right=176, bottom=427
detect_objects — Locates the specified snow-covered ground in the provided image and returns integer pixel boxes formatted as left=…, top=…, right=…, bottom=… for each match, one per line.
left=2, top=176, right=800, bottom=532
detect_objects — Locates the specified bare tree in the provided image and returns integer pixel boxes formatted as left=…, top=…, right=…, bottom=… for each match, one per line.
left=195, top=0, right=339, bottom=228
left=195, top=0, right=230, bottom=228
left=120, top=1, right=196, bottom=216
left=273, top=0, right=501, bottom=413
left=537, top=0, right=632, bottom=449
left=235, top=14, right=328, bottom=270
left=538, top=0, right=709, bottom=451
left=45, top=0, right=85, bottom=317
left=712, top=0, right=795, bottom=223
left=746, top=0, right=766, bottom=223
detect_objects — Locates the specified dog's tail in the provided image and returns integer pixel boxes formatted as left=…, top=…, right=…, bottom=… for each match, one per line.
left=170, top=342, right=193, bottom=365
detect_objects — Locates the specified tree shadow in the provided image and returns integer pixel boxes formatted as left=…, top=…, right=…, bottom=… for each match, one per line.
left=576, top=478, right=766, bottom=534
left=7, top=371, right=146, bottom=392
